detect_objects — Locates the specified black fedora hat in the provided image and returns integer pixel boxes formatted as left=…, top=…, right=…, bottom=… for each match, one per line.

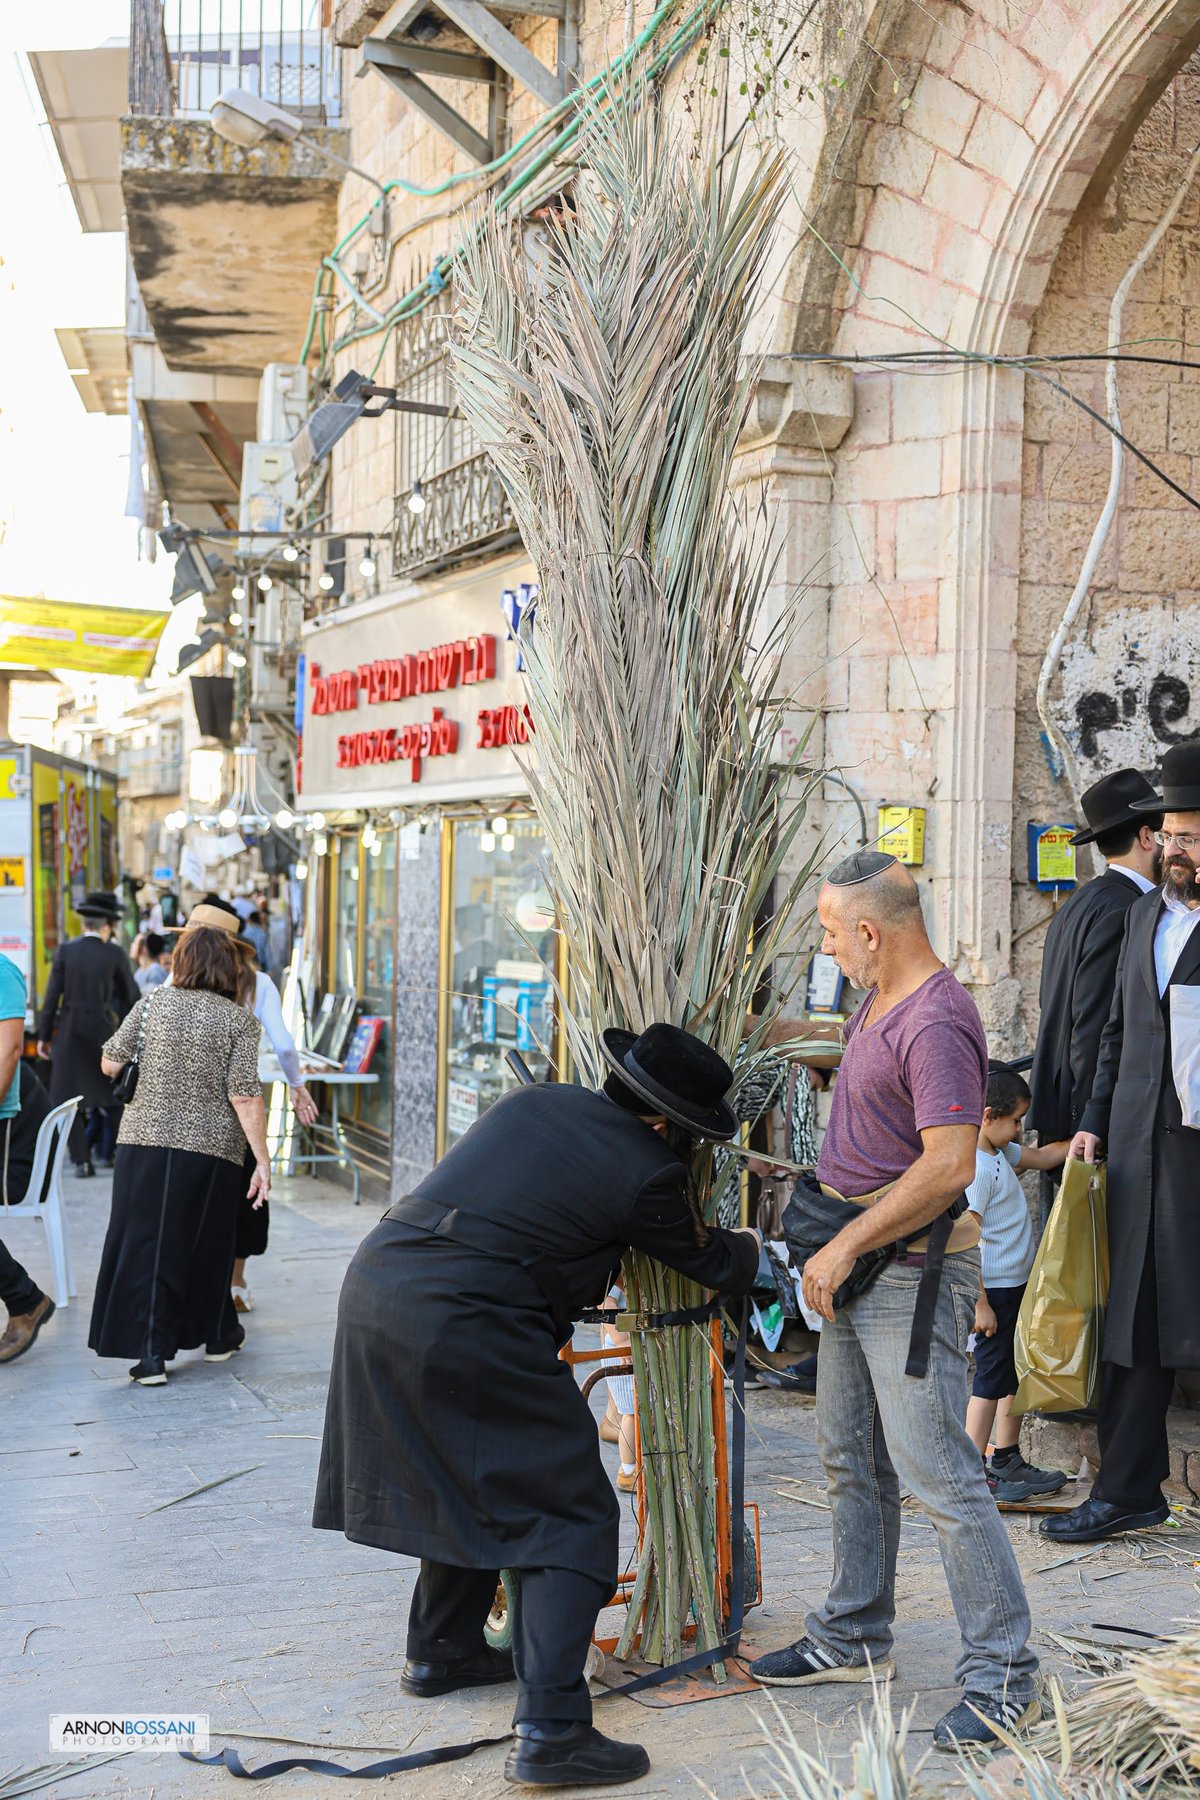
left=599, top=1023, right=739, bottom=1140
left=1131, top=743, right=1200, bottom=814
left=76, top=890, right=123, bottom=920
left=1071, top=769, right=1162, bottom=844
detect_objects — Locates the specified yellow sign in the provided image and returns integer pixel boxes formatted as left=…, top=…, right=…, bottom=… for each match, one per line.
left=0, top=857, right=25, bottom=892
left=877, top=804, right=926, bottom=866
left=1036, top=827, right=1076, bottom=886
left=0, top=597, right=168, bottom=677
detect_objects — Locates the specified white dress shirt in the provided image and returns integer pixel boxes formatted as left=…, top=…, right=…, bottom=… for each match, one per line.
left=1108, top=862, right=1156, bottom=894
left=1154, top=888, right=1200, bottom=996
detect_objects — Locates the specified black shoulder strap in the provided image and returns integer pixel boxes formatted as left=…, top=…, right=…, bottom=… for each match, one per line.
left=904, top=1206, right=955, bottom=1379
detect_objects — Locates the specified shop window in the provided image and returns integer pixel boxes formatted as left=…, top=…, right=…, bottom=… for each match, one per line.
left=358, top=832, right=396, bottom=1136
left=440, top=816, right=559, bottom=1152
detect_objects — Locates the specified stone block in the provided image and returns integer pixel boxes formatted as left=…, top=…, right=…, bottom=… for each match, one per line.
left=1168, top=382, right=1200, bottom=453
left=908, top=70, right=980, bottom=160
left=847, top=653, right=891, bottom=711
left=1118, top=507, right=1200, bottom=590
left=894, top=498, right=946, bottom=580
left=848, top=437, right=944, bottom=502
left=1021, top=500, right=1119, bottom=587
left=1119, top=153, right=1200, bottom=228
left=865, top=124, right=938, bottom=201
left=862, top=190, right=942, bottom=272
left=888, top=651, right=956, bottom=713
left=1120, top=375, right=1171, bottom=451
left=962, top=110, right=1036, bottom=196
left=1187, top=1451, right=1200, bottom=1499
left=924, top=153, right=997, bottom=229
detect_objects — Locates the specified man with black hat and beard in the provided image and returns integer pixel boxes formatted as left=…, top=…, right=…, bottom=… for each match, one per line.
left=1045, top=743, right=1200, bottom=1544
left=314, top=1023, right=759, bottom=1790
left=36, top=892, right=139, bottom=1176
left=1027, top=769, right=1163, bottom=1158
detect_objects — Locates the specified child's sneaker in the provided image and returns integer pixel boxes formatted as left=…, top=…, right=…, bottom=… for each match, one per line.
left=986, top=1453, right=1066, bottom=1500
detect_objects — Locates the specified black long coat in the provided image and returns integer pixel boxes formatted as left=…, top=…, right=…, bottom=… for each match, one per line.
left=1080, top=889, right=1200, bottom=1368
left=313, top=1083, right=759, bottom=1588
left=1027, top=868, right=1146, bottom=1141
left=37, top=935, right=140, bottom=1110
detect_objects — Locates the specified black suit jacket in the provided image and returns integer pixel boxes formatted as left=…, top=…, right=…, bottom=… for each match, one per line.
left=1027, top=867, right=1146, bottom=1140
left=1080, top=889, right=1200, bottom=1367
left=37, top=935, right=140, bottom=1109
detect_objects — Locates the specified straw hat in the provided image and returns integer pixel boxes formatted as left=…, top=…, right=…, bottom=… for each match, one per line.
left=180, top=903, right=242, bottom=937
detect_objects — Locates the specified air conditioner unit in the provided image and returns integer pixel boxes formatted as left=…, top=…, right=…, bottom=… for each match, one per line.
left=239, top=441, right=298, bottom=556
left=258, top=363, right=310, bottom=445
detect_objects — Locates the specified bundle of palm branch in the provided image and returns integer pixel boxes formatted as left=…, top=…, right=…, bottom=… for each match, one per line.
left=450, top=94, right=822, bottom=1667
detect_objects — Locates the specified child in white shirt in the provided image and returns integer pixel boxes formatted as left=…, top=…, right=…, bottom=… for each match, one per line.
left=966, top=1065, right=1069, bottom=1504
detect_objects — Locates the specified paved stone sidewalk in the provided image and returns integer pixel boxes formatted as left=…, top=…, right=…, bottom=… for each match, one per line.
left=1, top=1171, right=1197, bottom=1800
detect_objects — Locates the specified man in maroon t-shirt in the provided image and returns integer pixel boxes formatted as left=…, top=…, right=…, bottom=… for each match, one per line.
left=751, top=852, right=1039, bottom=1751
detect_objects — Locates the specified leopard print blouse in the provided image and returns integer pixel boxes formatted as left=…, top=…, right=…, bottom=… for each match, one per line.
left=103, top=986, right=262, bottom=1165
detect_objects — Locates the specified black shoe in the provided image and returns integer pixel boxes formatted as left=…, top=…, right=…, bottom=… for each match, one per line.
left=401, top=1646, right=514, bottom=1697
left=933, top=1691, right=1040, bottom=1751
left=986, top=1458, right=1067, bottom=1503
left=504, top=1722, right=649, bottom=1788
left=129, top=1357, right=167, bottom=1386
left=75, top=1160, right=96, bottom=1179
left=757, top=1355, right=818, bottom=1393
left=204, top=1325, right=246, bottom=1362
left=750, top=1633, right=894, bottom=1686
left=1039, top=1496, right=1169, bottom=1542
left=93, top=1155, right=114, bottom=1170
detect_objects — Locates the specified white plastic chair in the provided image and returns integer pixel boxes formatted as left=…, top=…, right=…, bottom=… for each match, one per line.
left=0, top=1095, right=81, bottom=1307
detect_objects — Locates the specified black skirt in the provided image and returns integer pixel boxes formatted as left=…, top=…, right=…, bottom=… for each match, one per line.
left=234, top=1144, right=269, bottom=1259
left=89, top=1144, right=242, bottom=1361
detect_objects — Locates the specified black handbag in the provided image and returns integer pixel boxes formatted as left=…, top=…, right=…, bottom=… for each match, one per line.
left=110, top=989, right=155, bottom=1105
left=781, top=1174, right=966, bottom=1379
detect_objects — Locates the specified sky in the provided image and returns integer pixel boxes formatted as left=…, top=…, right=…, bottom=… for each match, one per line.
left=0, top=3, right=196, bottom=702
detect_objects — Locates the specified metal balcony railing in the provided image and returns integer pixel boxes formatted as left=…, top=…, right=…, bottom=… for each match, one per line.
left=388, top=282, right=517, bottom=580
left=129, top=0, right=341, bottom=123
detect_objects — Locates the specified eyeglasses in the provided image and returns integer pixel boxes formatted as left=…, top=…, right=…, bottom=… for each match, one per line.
left=1154, top=832, right=1200, bottom=852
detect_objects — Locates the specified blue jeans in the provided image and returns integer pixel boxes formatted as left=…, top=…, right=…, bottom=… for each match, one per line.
left=806, top=1251, right=1038, bottom=1700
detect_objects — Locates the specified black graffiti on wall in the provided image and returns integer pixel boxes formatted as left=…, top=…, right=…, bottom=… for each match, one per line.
left=1076, top=675, right=1200, bottom=761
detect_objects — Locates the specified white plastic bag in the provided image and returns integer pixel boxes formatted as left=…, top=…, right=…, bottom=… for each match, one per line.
left=1170, top=985, right=1200, bottom=1128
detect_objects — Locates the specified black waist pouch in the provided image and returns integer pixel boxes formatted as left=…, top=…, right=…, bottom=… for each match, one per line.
left=781, top=1175, right=965, bottom=1379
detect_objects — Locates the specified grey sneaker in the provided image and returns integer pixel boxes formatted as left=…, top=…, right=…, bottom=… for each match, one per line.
left=750, top=1634, right=894, bottom=1687
left=988, top=1454, right=1067, bottom=1495
left=934, top=1691, right=1040, bottom=1751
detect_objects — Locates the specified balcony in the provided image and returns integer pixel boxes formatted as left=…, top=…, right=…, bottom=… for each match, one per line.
left=123, top=0, right=347, bottom=377
left=387, top=283, right=516, bottom=580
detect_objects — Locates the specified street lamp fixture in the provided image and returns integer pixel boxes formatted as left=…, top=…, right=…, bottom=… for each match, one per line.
left=208, top=89, right=390, bottom=200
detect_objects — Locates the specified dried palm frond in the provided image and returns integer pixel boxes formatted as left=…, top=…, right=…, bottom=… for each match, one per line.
left=451, top=90, right=821, bottom=1666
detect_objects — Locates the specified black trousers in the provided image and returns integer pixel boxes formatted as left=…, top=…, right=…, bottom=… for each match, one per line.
left=0, top=1237, right=41, bottom=1315
left=406, top=1560, right=609, bottom=1725
left=1092, top=1250, right=1175, bottom=1511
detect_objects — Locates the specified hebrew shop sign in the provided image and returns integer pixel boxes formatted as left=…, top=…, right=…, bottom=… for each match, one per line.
left=298, top=573, right=535, bottom=805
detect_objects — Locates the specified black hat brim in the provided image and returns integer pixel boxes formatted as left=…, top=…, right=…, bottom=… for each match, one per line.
left=1130, top=790, right=1200, bottom=812
left=1072, top=804, right=1163, bottom=843
left=599, top=1028, right=740, bottom=1141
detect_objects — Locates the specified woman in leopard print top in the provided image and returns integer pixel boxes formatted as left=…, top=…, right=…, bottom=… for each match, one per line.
left=88, top=907, right=270, bottom=1386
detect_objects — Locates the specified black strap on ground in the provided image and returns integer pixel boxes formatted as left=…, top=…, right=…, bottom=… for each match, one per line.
left=182, top=1301, right=750, bottom=1783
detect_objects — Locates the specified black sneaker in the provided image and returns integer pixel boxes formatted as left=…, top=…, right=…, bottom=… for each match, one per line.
left=988, top=1454, right=1067, bottom=1496
left=504, top=1722, right=650, bottom=1788
left=757, top=1355, right=818, bottom=1393
left=205, top=1325, right=246, bottom=1362
left=129, top=1357, right=167, bottom=1386
left=750, top=1634, right=894, bottom=1686
left=934, top=1690, right=1040, bottom=1751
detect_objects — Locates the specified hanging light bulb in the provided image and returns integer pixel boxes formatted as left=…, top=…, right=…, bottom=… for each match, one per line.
left=313, top=833, right=329, bottom=856
left=227, top=650, right=247, bottom=668
left=228, top=610, right=244, bottom=628
left=231, top=582, right=246, bottom=602
left=309, top=811, right=326, bottom=831
left=295, top=859, right=309, bottom=880
left=491, top=816, right=508, bottom=835
left=165, top=809, right=187, bottom=831
left=408, top=481, right=426, bottom=515
left=369, top=840, right=383, bottom=858
left=361, top=824, right=378, bottom=849
left=274, top=807, right=295, bottom=830
left=218, top=806, right=238, bottom=830
left=318, top=572, right=335, bottom=591
left=501, top=833, right=516, bottom=853
left=282, top=542, right=299, bottom=562
left=480, top=830, right=496, bottom=853
left=359, top=546, right=377, bottom=579
left=348, top=863, right=359, bottom=883
left=257, top=572, right=273, bottom=592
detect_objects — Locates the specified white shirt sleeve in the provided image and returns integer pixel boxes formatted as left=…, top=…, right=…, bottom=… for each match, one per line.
left=255, top=972, right=303, bottom=1087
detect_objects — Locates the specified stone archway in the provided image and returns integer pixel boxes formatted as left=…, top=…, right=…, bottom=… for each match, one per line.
left=773, top=0, right=1200, bottom=1029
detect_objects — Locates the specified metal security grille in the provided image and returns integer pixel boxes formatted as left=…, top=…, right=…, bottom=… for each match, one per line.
left=390, top=288, right=515, bottom=578
left=129, top=0, right=340, bottom=122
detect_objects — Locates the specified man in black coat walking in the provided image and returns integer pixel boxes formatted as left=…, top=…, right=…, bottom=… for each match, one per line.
left=1045, top=744, right=1200, bottom=1543
left=315, top=1024, right=759, bottom=1790
left=36, top=892, right=139, bottom=1176
left=1027, top=769, right=1162, bottom=1149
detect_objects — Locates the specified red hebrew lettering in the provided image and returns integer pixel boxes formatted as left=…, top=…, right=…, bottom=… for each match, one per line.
left=433, top=643, right=455, bottom=689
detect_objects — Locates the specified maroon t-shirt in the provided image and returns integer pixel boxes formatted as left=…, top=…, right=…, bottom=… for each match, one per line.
left=817, top=967, right=988, bottom=1198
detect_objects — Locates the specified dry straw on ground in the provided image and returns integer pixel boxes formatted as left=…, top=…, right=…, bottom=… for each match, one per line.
left=451, top=93, right=821, bottom=1667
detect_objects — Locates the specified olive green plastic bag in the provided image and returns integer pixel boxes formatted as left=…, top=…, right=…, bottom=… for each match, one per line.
left=1011, top=1157, right=1109, bottom=1415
